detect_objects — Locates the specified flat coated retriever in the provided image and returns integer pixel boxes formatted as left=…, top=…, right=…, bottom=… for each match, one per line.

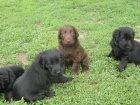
left=108, top=27, right=140, bottom=72
left=5, top=49, right=73, bottom=102
left=0, top=65, right=24, bottom=94
left=58, top=25, right=89, bottom=75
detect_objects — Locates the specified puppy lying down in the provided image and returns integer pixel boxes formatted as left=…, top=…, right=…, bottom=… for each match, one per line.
left=0, top=65, right=24, bottom=93
left=108, top=27, right=140, bottom=72
left=5, top=49, right=73, bottom=102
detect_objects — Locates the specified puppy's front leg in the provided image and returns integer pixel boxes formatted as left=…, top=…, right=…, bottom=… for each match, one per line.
left=60, top=75, right=73, bottom=83
left=71, top=62, right=79, bottom=75
left=4, top=91, right=13, bottom=101
left=45, top=90, right=55, bottom=97
left=81, top=53, right=89, bottom=73
left=118, top=57, right=129, bottom=72
left=53, top=75, right=73, bottom=83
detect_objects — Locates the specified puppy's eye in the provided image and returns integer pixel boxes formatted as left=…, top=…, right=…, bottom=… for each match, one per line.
left=122, top=38, right=126, bottom=41
left=126, top=37, right=131, bottom=40
left=61, top=33, right=65, bottom=35
left=63, top=31, right=67, bottom=34
left=60, top=59, right=64, bottom=64
left=46, top=60, right=51, bottom=65
left=60, top=59, right=63, bottom=62
left=123, top=37, right=126, bottom=40
left=70, top=30, right=74, bottom=34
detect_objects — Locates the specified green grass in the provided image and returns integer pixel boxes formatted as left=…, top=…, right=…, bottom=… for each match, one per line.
left=0, top=0, right=140, bottom=104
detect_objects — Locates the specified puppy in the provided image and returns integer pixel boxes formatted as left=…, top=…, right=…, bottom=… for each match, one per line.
left=108, top=27, right=140, bottom=72
left=0, top=65, right=24, bottom=93
left=5, top=49, right=73, bottom=102
left=58, top=25, right=89, bottom=75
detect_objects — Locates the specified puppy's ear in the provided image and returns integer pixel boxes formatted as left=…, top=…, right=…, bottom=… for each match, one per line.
left=39, top=56, right=46, bottom=68
left=12, top=67, right=24, bottom=78
left=113, top=29, right=120, bottom=43
left=74, top=27, right=79, bottom=38
left=58, top=29, right=62, bottom=43
left=73, top=27, right=79, bottom=42
left=59, top=51, right=65, bottom=69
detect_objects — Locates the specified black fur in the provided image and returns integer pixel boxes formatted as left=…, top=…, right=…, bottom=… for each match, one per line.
left=5, top=49, right=73, bottom=102
left=108, top=27, right=140, bottom=72
left=0, top=65, right=24, bottom=93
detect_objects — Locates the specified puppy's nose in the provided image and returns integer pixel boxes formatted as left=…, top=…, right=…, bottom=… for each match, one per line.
left=66, top=38, right=71, bottom=42
left=67, top=40, right=70, bottom=43
left=55, top=70, right=61, bottom=74
left=126, top=46, right=130, bottom=49
left=125, top=45, right=130, bottom=49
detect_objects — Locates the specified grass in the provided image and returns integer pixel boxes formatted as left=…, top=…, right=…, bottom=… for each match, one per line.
left=0, top=0, right=140, bottom=104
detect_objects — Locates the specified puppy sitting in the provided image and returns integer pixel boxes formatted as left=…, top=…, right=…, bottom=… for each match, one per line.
left=5, top=49, right=73, bottom=102
left=108, top=27, right=140, bottom=72
left=58, top=25, right=89, bottom=75
left=0, top=65, right=24, bottom=93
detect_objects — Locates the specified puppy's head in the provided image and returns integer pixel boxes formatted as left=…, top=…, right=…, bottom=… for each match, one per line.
left=0, top=70, right=9, bottom=91
left=39, top=49, right=65, bottom=76
left=112, top=27, right=135, bottom=50
left=58, top=25, right=79, bottom=46
left=9, top=65, right=24, bottom=78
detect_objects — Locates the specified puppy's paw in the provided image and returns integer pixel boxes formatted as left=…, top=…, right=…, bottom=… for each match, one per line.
left=66, top=77, right=74, bottom=82
left=4, top=91, right=13, bottom=101
left=118, top=68, right=125, bottom=72
left=46, top=90, right=55, bottom=97
left=71, top=71, right=78, bottom=75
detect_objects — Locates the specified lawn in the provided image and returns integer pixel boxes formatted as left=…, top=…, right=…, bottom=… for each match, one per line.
left=0, top=0, right=140, bottom=104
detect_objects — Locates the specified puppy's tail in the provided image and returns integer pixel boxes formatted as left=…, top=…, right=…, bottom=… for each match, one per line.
left=4, top=91, right=13, bottom=101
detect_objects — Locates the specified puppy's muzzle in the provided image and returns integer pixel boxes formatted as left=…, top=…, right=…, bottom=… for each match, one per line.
left=124, top=44, right=131, bottom=50
left=64, top=35, right=73, bottom=44
left=52, top=66, right=63, bottom=76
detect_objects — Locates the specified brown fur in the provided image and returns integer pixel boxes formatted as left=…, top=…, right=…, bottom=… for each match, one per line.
left=58, top=25, right=89, bottom=75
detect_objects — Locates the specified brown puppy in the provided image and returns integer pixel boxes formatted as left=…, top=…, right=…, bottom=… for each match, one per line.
left=58, top=25, right=89, bottom=75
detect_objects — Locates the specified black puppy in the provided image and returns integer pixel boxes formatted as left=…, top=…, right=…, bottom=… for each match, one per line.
left=5, top=49, right=73, bottom=102
left=0, top=65, right=24, bottom=93
left=108, top=27, right=140, bottom=72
